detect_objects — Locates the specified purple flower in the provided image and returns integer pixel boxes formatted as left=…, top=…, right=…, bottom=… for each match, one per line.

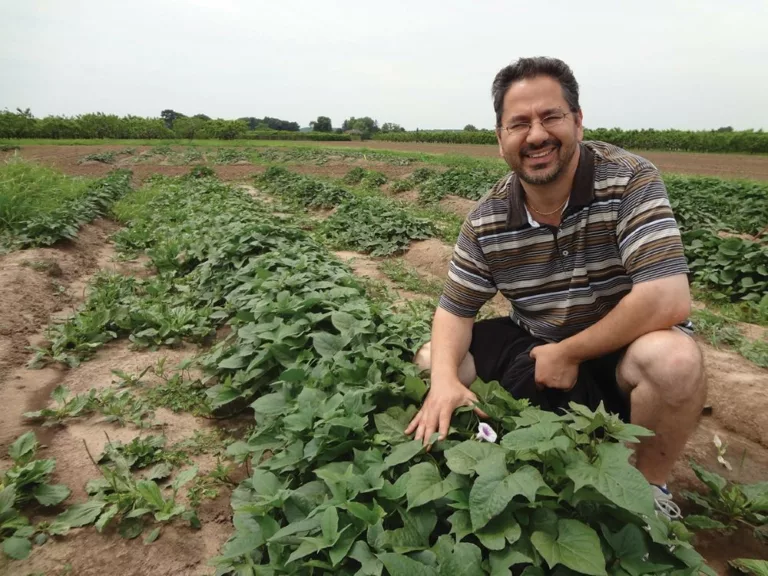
left=476, top=423, right=497, bottom=443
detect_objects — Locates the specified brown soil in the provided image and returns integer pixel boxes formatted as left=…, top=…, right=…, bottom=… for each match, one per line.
left=0, top=220, right=123, bottom=382
left=438, top=195, right=478, bottom=218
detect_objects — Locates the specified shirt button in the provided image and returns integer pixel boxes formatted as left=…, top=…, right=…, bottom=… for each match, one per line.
left=562, top=250, right=569, bottom=256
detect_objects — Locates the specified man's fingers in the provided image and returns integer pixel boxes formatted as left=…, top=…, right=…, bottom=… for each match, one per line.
left=437, top=409, right=452, bottom=441
left=404, top=411, right=422, bottom=435
left=473, top=405, right=489, bottom=419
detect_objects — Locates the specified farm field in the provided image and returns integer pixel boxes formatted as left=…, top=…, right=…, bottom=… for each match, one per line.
left=0, top=143, right=767, bottom=576
left=4, top=142, right=768, bottom=181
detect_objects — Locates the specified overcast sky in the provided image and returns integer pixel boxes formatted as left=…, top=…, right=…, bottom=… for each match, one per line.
left=1, top=0, right=767, bottom=131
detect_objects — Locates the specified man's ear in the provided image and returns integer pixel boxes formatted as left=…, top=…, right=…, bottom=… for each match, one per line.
left=496, top=128, right=504, bottom=157
left=575, top=110, right=584, bottom=141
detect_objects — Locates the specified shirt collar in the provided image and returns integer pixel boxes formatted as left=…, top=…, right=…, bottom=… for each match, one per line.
left=506, top=143, right=595, bottom=229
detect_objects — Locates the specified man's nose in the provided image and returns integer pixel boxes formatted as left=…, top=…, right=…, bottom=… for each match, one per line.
left=526, top=121, right=548, bottom=146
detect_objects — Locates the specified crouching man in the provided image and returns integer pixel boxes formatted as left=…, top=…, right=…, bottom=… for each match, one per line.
left=405, top=56, right=706, bottom=518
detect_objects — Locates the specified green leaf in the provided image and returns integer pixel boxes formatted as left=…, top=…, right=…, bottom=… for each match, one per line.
left=321, top=506, right=339, bottom=544
left=349, top=541, right=383, bottom=575
left=136, top=480, right=166, bottom=509
left=8, top=431, right=37, bottom=461
left=404, top=375, right=427, bottom=402
left=448, top=510, right=473, bottom=542
left=531, top=519, right=606, bottom=576
left=313, top=332, right=347, bottom=357
left=33, top=483, right=70, bottom=506
left=172, top=466, right=198, bottom=491
left=489, top=543, right=535, bottom=576
left=600, top=524, right=647, bottom=561
left=469, top=457, right=547, bottom=530
left=118, top=516, right=144, bottom=539
left=730, top=559, right=768, bottom=576
left=2, top=536, right=31, bottom=560
left=438, top=541, right=485, bottom=576
left=684, top=515, right=728, bottom=530
left=406, top=462, right=446, bottom=509
left=329, top=524, right=358, bottom=566
left=689, top=461, right=727, bottom=495
left=146, top=462, right=173, bottom=481
left=331, top=310, right=365, bottom=334
left=741, top=482, right=768, bottom=511
left=345, top=501, right=385, bottom=525
left=384, top=439, right=424, bottom=468
left=144, top=526, right=161, bottom=544
left=379, top=552, right=439, bottom=576
left=500, top=421, right=563, bottom=452
left=54, top=499, right=106, bottom=528
left=444, top=440, right=505, bottom=475
left=565, top=443, right=655, bottom=516
left=476, top=511, right=521, bottom=551
left=95, top=504, right=119, bottom=532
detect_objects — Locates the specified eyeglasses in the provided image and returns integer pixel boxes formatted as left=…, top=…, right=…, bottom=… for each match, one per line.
left=501, top=112, right=571, bottom=136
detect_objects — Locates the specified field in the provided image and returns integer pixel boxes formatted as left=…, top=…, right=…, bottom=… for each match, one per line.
left=0, top=141, right=767, bottom=576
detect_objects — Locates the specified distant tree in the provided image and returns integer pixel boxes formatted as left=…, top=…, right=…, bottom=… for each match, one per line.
left=261, top=117, right=300, bottom=131
left=309, top=116, right=333, bottom=132
left=715, top=126, right=734, bottom=132
left=464, top=124, right=478, bottom=131
left=342, top=117, right=379, bottom=136
left=381, top=122, right=405, bottom=133
left=160, top=109, right=186, bottom=128
left=192, top=114, right=211, bottom=121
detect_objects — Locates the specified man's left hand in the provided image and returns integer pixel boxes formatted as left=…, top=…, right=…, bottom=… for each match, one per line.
left=529, top=343, right=580, bottom=390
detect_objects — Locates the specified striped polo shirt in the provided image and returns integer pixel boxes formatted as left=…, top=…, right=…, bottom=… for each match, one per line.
left=438, top=141, right=690, bottom=342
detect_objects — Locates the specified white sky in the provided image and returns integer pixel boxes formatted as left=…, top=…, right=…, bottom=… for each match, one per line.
left=1, top=0, right=767, bottom=131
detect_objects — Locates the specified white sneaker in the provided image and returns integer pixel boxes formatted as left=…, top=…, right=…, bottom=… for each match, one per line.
left=653, top=484, right=682, bottom=520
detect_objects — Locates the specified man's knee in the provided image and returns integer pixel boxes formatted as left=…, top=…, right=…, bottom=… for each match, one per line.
left=621, top=330, right=706, bottom=407
left=414, top=341, right=431, bottom=372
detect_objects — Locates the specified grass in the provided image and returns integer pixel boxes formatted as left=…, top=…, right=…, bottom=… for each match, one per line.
left=0, top=159, right=90, bottom=231
left=692, top=308, right=768, bottom=368
left=379, top=258, right=444, bottom=297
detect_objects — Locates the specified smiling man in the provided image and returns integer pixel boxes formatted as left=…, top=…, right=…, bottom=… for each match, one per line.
left=405, top=56, right=707, bottom=518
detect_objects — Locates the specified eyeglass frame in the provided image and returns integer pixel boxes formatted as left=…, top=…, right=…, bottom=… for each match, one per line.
left=498, top=111, right=573, bottom=137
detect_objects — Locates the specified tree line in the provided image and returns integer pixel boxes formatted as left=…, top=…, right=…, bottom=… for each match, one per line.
left=0, top=108, right=406, bottom=140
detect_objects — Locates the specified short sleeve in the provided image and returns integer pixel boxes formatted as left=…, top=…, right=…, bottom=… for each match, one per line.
left=438, top=215, right=498, bottom=317
left=616, top=168, right=689, bottom=284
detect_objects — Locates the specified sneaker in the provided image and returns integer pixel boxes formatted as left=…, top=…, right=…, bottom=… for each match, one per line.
left=653, top=484, right=682, bottom=520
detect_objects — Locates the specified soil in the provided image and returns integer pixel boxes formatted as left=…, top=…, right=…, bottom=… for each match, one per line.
left=1, top=149, right=767, bottom=574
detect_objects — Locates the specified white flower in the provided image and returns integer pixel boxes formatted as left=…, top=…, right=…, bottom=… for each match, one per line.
left=717, top=455, right=733, bottom=471
left=476, top=423, right=497, bottom=443
left=713, top=434, right=732, bottom=470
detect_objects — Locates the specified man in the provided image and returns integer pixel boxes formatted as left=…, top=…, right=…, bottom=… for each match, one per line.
left=405, top=56, right=707, bottom=517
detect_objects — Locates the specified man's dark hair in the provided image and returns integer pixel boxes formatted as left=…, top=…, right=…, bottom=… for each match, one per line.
left=492, top=57, right=580, bottom=127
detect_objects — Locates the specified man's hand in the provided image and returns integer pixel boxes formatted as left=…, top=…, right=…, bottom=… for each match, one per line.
left=405, top=378, right=486, bottom=447
left=529, top=342, right=580, bottom=390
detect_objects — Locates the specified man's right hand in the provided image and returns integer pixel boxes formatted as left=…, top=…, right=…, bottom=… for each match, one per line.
left=405, top=377, right=487, bottom=447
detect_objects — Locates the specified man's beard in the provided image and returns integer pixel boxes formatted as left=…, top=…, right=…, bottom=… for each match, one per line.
left=505, top=138, right=578, bottom=185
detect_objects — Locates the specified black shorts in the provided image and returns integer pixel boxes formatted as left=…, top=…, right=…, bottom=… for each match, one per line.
left=468, top=317, right=630, bottom=421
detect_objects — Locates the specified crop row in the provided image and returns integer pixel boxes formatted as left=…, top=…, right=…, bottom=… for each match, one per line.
left=0, top=161, right=132, bottom=250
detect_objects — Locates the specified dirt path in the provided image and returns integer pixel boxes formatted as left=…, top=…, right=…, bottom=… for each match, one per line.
left=0, top=223, right=234, bottom=576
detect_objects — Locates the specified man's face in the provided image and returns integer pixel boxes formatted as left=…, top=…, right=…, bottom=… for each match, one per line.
left=496, top=75, right=584, bottom=185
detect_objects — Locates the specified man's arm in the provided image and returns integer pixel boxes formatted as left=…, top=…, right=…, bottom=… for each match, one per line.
left=532, top=165, right=691, bottom=388
left=530, top=275, right=690, bottom=388
left=405, top=308, right=481, bottom=445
